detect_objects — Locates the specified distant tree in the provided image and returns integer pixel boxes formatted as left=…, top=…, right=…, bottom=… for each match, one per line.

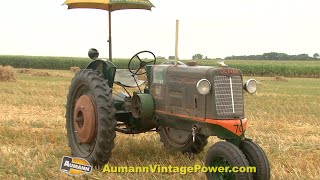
left=225, top=52, right=313, bottom=60
left=168, top=56, right=175, bottom=60
left=192, top=53, right=203, bottom=60
left=277, top=53, right=289, bottom=60
left=157, top=56, right=166, bottom=60
left=225, top=55, right=235, bottom=60
left=295, top=54, right=310, bottom=60
left=313, top=53, right=319, bottom=59
left=262, top=52, right=279, bottom=60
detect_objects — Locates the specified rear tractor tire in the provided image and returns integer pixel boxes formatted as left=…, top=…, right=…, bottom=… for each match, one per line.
left=66, top=69, right=116, bottom=168
left=158, top=126, right=208, bottom=154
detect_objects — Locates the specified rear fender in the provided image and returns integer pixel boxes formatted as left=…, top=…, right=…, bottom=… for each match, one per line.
left=86, top=60, right=116, bottom=88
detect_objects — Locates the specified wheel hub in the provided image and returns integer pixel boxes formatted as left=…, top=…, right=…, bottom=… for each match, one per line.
left=74, top=95, right=97, bottom=143
left=212, top=158, right=234, bottom=180
left=131, top=95, right=142, bottom=118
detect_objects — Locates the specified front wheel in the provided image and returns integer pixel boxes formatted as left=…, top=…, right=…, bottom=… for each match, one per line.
left=66, top=69, right=116, bottom=167
left=205, top=141, right=253, bottom=180
left=239, top=140, right=270, bottom=180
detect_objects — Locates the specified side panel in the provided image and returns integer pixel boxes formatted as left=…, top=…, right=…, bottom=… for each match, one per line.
left=150, top=65, right=168, bottom=111
left=86, top=60, right=116, bottom=88
left=165, top=66, right=209, bottom=118
left=150, top=65, right=211, bottom=121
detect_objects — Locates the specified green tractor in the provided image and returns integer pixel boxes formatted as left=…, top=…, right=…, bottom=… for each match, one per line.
left=65, top=49, right=270, bottom=179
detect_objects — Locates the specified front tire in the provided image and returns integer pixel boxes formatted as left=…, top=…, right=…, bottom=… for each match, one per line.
left=239, top=140, right=270, bottom=180
left=66, top=69, right=116, bottom=167
left=205, top=141, right=253, bottom=180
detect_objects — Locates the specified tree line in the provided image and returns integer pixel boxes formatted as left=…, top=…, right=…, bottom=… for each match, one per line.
left=224, top=52, right=319, bottom=60
left=163, top=52, right=319, bottom=60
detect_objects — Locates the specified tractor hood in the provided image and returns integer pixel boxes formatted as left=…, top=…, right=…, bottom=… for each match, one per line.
left=150, top=64, right=244, bottom=120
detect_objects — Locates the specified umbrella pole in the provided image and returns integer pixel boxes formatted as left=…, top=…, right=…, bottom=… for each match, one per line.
left=108, top=7, right=112, bottom=62
left=175, top=20, right=179, bottom=66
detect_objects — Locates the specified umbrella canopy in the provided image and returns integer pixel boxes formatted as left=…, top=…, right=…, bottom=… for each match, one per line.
left=64, top=0, right=154, bottom=11
left=63, top=0, right=154, bottom=61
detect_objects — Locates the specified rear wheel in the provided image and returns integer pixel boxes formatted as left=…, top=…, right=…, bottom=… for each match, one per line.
left=66, top=69, right=116, bottom=167
left=205, top=141, right=253, bottom=180
left=158, top=126, right=208, bottom=154
left=239, top=140, right=270, bottom=180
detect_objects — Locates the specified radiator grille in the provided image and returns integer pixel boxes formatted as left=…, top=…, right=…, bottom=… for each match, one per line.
left=214, top=76, right=244, bottom=117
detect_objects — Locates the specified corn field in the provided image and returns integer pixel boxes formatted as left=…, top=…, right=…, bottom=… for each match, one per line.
left=0, top=55, right=319, bottom=77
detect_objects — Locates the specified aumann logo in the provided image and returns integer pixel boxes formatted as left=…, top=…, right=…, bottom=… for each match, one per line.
left=60, top=156, right=92, bottom=176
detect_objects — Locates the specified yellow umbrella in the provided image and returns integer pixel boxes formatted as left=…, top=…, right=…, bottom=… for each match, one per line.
left=64, top=0, right=155, bottom=61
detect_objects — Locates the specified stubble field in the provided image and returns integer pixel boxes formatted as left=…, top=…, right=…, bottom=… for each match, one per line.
left=0, top=69, right=319, bottom=179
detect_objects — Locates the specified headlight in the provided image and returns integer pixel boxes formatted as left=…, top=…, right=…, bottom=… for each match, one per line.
left=196, top=79, right=211, bottom=95
left=244, top=79, right=257, bottom=94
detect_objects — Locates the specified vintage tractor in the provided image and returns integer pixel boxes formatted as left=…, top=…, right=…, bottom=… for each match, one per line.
left=65, top=49, right=270, bottom=179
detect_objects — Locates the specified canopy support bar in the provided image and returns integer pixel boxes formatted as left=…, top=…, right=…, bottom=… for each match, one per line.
left=108, top=6, right=112, bottom=62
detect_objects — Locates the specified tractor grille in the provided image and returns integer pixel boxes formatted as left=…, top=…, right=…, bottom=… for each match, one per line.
left=213, top=76, right=244, bottom=117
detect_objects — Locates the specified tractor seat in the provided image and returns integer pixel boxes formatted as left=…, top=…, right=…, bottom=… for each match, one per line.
left=114, top=69, right=145, bottom=87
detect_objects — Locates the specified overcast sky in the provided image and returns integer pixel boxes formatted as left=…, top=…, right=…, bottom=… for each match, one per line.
left=0, top=0, right=319, bottom=59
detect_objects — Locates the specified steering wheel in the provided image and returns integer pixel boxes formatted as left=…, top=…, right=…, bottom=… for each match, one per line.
left=128, top=51, right=156, bottom=75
